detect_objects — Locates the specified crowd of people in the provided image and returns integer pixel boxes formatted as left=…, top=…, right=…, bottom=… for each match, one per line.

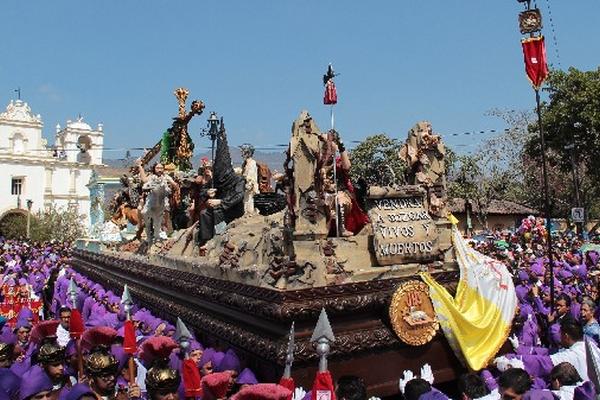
left=0, top=239, right=301, bottom=400
left=1, top=214, right=600, bottom=400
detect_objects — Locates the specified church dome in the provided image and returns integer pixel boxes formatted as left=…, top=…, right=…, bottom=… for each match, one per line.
left=67, top=117, right=92, bottom=131
left=0, top=100, right=42, bottom=125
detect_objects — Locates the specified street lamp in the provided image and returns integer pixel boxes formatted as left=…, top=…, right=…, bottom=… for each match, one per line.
left=204, top=111, right=219, bottom=162
left=26, top=199, right=33, bottom=239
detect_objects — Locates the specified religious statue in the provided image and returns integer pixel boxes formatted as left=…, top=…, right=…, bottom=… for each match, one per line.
left=160, top=88, right=205, bottom=171
left=316, top=130, right=369, bottom=237
left=286, top=111, right=368, bottom=238
left=136, top=160, right=178, bottom=245
left=399, top=121, right=447, bottom=217
left=240, top=144, right=259, bottom=214
left=195, top=118, right=245, bottom=251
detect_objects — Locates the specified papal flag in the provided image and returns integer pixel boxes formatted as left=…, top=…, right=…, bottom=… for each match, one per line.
left=421, top=223, right=517, bottom=370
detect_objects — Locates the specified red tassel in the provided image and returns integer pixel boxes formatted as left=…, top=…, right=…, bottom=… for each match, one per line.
left=123, top=320, right=137, bottom=355
left=279, top=377, right=295, bottom=400
left=311, top=371, right=336, bottom=400
left=69, top=309, right=85, bottom=339
left=183, top=358, right=203, bottom=397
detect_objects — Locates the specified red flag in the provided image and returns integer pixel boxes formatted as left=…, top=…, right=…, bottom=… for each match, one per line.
left=123, top=320, right=137, bottom=354
left=324, top=81, right=338, bottom=105
left=311, top=371, right=336, bottom=400
left=521, top=36, right=549, bottom=89
left=69, top=309, right=84, bottom=339
left=279, top=377, right=295, bottom=400
left=183, top=358, right=202, bottom=397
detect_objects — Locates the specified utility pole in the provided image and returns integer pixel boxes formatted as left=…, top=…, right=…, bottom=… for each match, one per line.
left=565, top=142, right=583, bottom=236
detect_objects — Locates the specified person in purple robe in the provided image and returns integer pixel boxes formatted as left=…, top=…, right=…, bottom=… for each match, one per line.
left=546, top=294, right=576, bottom=349
left=457, top=373, right=497, bottom=400
left=19, top=365, right=54, bottom=400
left=216, top=349, right=240, bottom=374
left=236, top=368, right=258, bottom=387
left=497, top=368, right=532, bottom=400
left=515, top=271, right=531, bottom=303
left=495, top=321, right=594, bottom=383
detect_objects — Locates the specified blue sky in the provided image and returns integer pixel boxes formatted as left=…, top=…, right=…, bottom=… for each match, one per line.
left=1, top=1, right=599, bottom=158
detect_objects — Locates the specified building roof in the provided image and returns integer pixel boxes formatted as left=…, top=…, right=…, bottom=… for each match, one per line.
left=0, top=100, right=42, bottom=125
left=448, top=198, right=538, bottom=215
left=96, top=165, right=129, bottom=179
left=66, top=117, right=92, bottom=131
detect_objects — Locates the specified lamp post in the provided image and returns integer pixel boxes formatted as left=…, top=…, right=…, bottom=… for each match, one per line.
left=26, top=199, right=33, bottom=239
left=205, top=112, right=220, bottom=162
left=564, top=142, right=583, bottom=236
left=200, top=111, right=220, bottom=189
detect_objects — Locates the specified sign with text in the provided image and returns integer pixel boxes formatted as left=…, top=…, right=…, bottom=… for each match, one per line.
left=571, top=207, right=585, bottom=223
left=367, top=187, right=439, bottom=266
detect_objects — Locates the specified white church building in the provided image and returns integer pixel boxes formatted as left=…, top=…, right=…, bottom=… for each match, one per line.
left=0, top=98, right=104, bottom=229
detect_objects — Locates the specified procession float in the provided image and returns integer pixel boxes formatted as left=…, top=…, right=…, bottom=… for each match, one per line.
left=74, top=70, right=516, bottom=395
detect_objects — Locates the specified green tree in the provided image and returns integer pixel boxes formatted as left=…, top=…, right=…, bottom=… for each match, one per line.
left=349, top=134, right=406, bottom=185
left=0, top=213, right=28, bottom=239
left=526, top=66, right=600, bottom=218
left=30, top=206, right=86, bottom=242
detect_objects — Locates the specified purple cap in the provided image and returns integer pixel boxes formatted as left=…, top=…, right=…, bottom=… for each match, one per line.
left=212, top=351, right=225, bottom=369
left=189, top=339, right=203, bottom=352
left=16, top=308, right=33, bottom=322
left=199, top=348, right=216, bottom=368
left=217, top=349, right=241, bottom=373
left=237, top=368, right=258, bottom=385
left=65, top=383, right=95, bottom=400
left=19, top=366, right=53, bottom=400
left=0, top=369, right=21, bottom=399
left=17, top=278, right=27, bottom=286
left=558, top=269, right=573, bottom=279
left=518, top=271, right=529, bottom=281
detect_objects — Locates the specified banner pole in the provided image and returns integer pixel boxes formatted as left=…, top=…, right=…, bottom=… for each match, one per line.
left=535, top=88, right=555, bottom=313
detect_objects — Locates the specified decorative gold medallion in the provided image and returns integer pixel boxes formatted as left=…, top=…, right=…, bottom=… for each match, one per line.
left=389, top=280, right=439, bottom=346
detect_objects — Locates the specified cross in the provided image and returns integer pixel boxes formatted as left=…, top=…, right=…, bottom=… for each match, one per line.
left=14, top=87, right=21, bottom=100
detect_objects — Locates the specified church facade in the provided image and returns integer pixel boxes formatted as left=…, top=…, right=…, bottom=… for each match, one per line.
left=0, top=98, right=104, bottom=229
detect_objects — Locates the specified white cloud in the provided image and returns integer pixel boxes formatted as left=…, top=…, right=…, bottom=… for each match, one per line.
left=38, top=83, right=62, bottom=102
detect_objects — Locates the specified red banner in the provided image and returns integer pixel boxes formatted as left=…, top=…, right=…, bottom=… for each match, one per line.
left=521, top=36, right=549, bottom=89
left=324, top=81, right=338, bottom=105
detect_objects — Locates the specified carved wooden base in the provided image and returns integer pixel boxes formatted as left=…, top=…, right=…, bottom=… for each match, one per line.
left=71, top=249, right=463, bottom=396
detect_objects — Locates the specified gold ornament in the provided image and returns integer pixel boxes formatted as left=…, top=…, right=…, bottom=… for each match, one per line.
left=389, top=280, right=439, bottom=346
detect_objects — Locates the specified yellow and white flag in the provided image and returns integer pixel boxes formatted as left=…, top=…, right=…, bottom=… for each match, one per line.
left=421, top=226, right=517, bottom=370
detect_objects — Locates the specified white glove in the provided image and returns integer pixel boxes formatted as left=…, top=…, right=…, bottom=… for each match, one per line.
left=420, top=363, right=434, bottom=384
left=399, top=369, right=415, bottom=394
left=494, top=356, right=524, bottom=371
left=368, top=397, right=382, bottom=400
left=494, top=356, right=511, bottom=372
left=509, top=358, right=524, bottom=369
left=508, top=335, right=520, bottom=351
left=293, top=387, right=307, bottom=400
